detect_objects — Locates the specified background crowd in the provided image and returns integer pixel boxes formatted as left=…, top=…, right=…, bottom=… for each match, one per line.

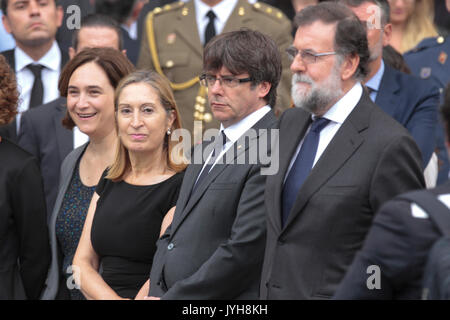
left=0, top=0, right=450, bottom=300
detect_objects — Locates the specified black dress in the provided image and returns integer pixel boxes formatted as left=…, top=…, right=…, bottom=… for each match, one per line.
left=91, top=171, right=184, bottom=299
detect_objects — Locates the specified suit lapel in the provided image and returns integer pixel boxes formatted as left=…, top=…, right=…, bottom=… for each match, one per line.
left=174, top=0, right=203, bottom=58
left=53, top=98, right=73, bottom=161
left=375, top=65, right=400, bottom=118
left=282, top=93, right=372, bottom=231
left=1, top=49, right=15, bottom=69
left=171, top=111, right=277, bottom=236
left=60, top=48, right=69, bottom=69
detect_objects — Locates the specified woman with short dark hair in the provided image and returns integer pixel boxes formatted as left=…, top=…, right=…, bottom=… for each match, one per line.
left=42, top=47, right=134, bottom=300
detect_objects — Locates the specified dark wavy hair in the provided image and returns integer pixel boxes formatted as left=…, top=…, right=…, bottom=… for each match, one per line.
left=203, top=29, right=282, bottom=108
left=0, top=54, right=19, bottom=125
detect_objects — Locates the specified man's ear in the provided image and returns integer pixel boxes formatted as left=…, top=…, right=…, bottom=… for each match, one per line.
left=258, top=81, right=272, bottom=100
left=341, top=54, right=360, bottom=81
left=382, top=23, right=392, bottom=47
left=69, top=47, right=76, bottom=59
left=56, top=5, right=64, bottom=28
left=2, top=14, right=12, bottom=34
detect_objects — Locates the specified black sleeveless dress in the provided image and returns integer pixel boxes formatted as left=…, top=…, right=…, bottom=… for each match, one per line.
left=91, top=171, right=184, bottom=299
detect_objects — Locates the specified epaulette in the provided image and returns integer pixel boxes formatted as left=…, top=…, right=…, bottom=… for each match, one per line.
left=406, top=36, right=446, bottom=54
left=145, top=1, right=200, bottom=92
left=152, top=1, right=184, bottom=16
left=251, top=2, right=287, bottom=22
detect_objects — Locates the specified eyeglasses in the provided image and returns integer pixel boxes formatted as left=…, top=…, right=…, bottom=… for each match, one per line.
left=286, top=46, right=337, bottom=64
left=388, top=0, right=415, bottom=3
left=199, top=74, right=253, bottom=88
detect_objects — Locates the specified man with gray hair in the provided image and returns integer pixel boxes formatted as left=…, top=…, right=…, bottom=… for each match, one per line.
left=340, top=0, right=445, bottom=187
left=260, top=1, right=425, bottom=299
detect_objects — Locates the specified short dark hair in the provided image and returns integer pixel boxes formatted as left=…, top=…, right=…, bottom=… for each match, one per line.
left=95, top=0, right=137, bottom=24
left=441, top=83, right=450, bottom=143
left=71, top=14, right=124, bottom=51
left=294, top=2, right=370, bottom=81
left=382, top=45, right=411, bottom=74
left=59, top=47, right=134, bottom=129
left=203, top=29, right=282, bottom=107
left=339, top=0, right=390, bottom=25
left=1, top=0, right=59, bottom=15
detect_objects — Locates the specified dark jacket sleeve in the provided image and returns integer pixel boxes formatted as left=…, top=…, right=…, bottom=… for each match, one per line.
left=11, top=157, right=50, bottom=299
left=334, top=197, right=440, bottom=300
left=161, top=165, right=267, bottom=299
left=403, top=82, right=440, bottom=167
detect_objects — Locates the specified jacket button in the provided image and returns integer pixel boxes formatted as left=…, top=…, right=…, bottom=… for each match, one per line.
left=167, top=243, right=174, bottom=250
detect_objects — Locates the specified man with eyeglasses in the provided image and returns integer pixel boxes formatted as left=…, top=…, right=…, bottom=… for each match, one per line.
left=137, top=0, right=292, bottom=143
left=260, top=2, right=424, bottom=300
left=341, top=0, right=444, bottom=188
left=145, top=29, right=279, bottom=300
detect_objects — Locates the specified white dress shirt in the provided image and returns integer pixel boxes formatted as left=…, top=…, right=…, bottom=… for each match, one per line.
left=194, top=0, right=238, bottom=45
left=14, top=41, right=62, bottom=131
left=73, top=126, right=90, bottom=149
left=285, top=82, right=363, bottom=182
left=121, top=21, right=138, bottom=40
left=196, top=105, right=271, bottom=181
left=365, top=59, right=385, bottom=102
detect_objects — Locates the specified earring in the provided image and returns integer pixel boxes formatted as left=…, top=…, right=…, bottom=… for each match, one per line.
left=167, top=128, right=172, bottom=135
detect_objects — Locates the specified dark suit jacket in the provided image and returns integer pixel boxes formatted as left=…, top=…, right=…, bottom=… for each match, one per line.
left=0, top=47, right=69, bottom=142
left=149, top=111, right=277, bottom=299
left=17, top=98, right=73, bottom=220
left=334, top=181, right=450, bottom=299
left=260, top=90, right=425, bottom=300
left=0, top=138, right=50, bottom=299
left=375, top=64, right=440, bottom=167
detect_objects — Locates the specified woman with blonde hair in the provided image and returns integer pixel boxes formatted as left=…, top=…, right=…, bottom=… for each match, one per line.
left=388, top=0, right=438, bottom=53
left=73, top=70, right=186, bottom=300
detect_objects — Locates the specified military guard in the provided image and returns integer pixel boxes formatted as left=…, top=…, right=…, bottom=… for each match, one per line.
left=137, top=0, right=293, bottom=143
left=404, top=35, right=450, bottom=95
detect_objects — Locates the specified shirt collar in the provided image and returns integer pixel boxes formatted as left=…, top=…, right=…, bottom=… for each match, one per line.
left=365, top=59, right=385, bottom=93
left=15, top=41, right=61, bottom=72
left=220, top=105, right=271, bottom=143
left=316, top=82, right=363, bottom=124
left=195, top=0, right=238, bottom=26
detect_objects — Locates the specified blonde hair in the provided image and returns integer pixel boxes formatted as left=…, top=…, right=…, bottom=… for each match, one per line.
left=401, top=0, right=438, bottom=53
left=106, top=71, right=187, bottom=181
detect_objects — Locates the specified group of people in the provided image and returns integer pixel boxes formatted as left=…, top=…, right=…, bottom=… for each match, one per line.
left=1, top=0, right=450, bottom=301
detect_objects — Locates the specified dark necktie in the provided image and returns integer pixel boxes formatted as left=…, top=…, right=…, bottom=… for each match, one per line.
left=193, top=131, right=228, bottom=192
left=281, top=117, right=330, bottom=227
left=27, top=64, right=44, bottom=109
left=366, top=86, right=376, bottom=101
left=204, top=10, right=216, bottom=46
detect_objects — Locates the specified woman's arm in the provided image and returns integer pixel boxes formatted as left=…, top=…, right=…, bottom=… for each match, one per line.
left=134, top=279, right=150, bottom=300
left=72, top=192, right=125, bottom=300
